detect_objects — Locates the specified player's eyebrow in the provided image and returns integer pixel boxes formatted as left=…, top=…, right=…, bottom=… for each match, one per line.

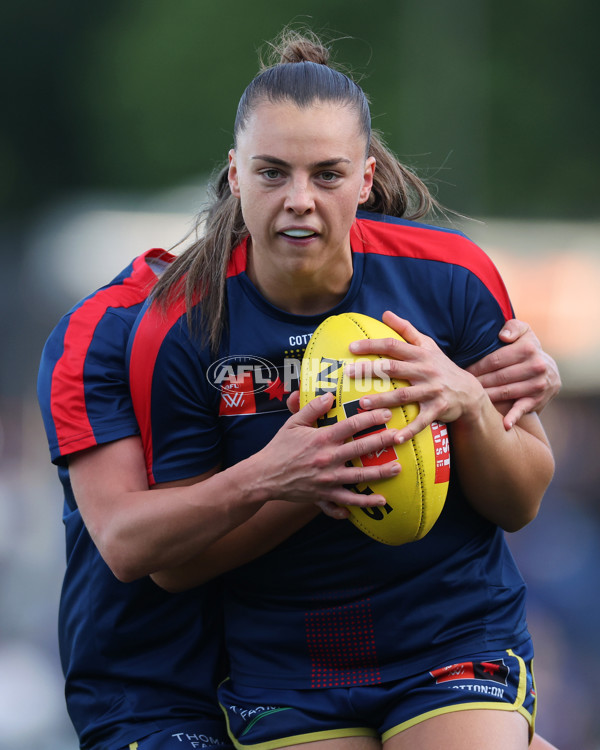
left=251, top=155, right=351, bottom=168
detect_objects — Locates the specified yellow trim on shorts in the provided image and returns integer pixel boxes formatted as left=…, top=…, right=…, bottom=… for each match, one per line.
left=530, top=656, right=538, bottom=735
left=226, top=724, right=376, bottom=750
left=129, top=744, right=139, bottom=750
left=381, top=648, right=535, bottom=743
left=220, top=699, right=376, bottom=750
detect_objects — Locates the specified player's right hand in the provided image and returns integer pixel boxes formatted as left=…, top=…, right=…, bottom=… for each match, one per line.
left=254, top=391, right=401, bottom=510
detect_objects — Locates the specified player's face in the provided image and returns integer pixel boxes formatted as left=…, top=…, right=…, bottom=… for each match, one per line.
left=228, top=99, right=375, bottom=312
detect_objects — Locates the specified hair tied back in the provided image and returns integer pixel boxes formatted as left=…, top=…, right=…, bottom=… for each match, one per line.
left=262, top=27, right=331, bottom=69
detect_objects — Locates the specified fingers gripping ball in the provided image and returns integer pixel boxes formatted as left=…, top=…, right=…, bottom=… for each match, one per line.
left=300, top=312, right=450, bottom=545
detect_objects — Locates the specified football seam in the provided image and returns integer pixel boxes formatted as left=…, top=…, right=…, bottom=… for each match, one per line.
left=412, top=434, right=427, bottom=539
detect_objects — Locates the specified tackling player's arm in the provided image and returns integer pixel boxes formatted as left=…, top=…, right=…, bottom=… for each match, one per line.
left=467, top=318, right=561, bottom=429
left=149, top=390, right=355, bottom=592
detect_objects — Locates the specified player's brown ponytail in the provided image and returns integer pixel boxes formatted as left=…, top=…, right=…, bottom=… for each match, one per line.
left=152, top=28, right=438, bottom=351
left=367, top=129, right=436, bottom=219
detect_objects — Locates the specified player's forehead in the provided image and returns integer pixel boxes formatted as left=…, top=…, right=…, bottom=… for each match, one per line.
left=235, top=100, right=367, bottom=162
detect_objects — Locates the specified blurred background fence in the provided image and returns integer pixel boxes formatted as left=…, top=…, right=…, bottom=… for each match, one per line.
left=1, top=2, right=598, bottom=747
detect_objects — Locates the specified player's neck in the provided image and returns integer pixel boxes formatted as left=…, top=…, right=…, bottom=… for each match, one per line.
left=246, top=240, right=353, bottom=315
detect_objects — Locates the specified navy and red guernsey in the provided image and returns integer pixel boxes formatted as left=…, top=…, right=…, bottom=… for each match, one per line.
left=128, top=213, right=529, bottom=692
left=37, top=249, right=226, bottom=750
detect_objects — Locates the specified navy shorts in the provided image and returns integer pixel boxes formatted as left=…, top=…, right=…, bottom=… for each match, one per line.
left=218, top=640, right=536, bottom=748
left=124, top=719, right=234, bottom=750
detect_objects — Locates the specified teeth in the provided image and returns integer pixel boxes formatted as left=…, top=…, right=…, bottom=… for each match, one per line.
left=282, top=229, right=315, bottom=238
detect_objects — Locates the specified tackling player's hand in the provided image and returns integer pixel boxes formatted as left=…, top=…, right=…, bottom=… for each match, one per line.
left=466, top=319, right=561, bottom=429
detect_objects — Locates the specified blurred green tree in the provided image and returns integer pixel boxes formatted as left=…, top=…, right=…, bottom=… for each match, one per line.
left=1, top=0, right=598, bottom=224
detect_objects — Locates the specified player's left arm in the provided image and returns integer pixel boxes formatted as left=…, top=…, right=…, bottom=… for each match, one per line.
left=348, top=311, right=555, bottom=531
left=467, top=319, right=561, bottom=429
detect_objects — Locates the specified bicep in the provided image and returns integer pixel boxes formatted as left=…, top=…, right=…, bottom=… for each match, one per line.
left=509, top=410, right=553, bottom=451
left=488, top=396, right=551, bottom=449
left=69, top=437, right=150, bottom=540
left=70, top=436, right=221, bottom=532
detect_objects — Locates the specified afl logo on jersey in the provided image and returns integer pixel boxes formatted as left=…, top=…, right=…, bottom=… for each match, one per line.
left=209, top=356, right=293, bottom=417
left=207, top=356, right=279, bottom=394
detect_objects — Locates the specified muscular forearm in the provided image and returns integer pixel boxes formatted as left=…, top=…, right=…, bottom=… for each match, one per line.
left=73, top=398, right=401, bottom=582
left=450, top=392, right=555, bottom=531
left=72, top=446, right=270, bottom=582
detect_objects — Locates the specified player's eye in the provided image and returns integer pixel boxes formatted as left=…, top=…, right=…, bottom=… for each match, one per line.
left=261, top=168, right=282, bottom=180
left=318, top=171, right=341, bottom=185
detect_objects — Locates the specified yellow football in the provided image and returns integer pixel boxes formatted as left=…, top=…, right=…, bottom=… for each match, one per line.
left=300, top=312, right=450, bottom=545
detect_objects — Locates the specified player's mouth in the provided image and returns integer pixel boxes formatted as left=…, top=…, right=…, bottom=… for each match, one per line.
left=279, top=227, right=319, bottom=240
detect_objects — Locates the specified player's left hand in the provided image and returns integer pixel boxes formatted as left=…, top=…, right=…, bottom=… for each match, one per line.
left=346, top=310, right=485, bottom=444
left=466, top=319, right=561, bottom=429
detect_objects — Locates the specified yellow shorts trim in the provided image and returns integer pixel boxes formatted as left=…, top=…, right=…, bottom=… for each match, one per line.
left=129, top=743, right=139, bottom=750
left=381, top=649, right=535, bottom=743
left=530, top=656, right=538, bottom=728
left=221, top=701, right=376, bottom=750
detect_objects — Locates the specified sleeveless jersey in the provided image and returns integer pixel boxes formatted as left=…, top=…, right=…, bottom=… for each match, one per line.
left=37, top=249, right=225, bottom=749
left=128, top=214, right=529, bottom=691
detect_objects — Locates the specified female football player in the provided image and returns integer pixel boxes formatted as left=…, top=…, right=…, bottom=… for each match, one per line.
left=125, top=28, right=557, bottom=750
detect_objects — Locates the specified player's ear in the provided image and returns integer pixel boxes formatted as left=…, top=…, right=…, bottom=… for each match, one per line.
left=359, top=156, right=376, bottom=205
left=228, top=149, right=241, bottom=198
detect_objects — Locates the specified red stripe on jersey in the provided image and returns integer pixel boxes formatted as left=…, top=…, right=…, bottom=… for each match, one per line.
left=128, top=294, right=188, bottom=486
left=351, top=219, right=513, bottom=321
left=49, top=249, right=170, bottom=457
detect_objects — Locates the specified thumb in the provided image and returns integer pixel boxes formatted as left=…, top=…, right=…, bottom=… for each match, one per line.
left=498, top=318, right=529, bottom=343
left=381, top=310, right=423, bottom=345
left=286, top=390, right=301, bottom=414
left=316, top=500, right=350, bottom=519
left=291, top=392, right=334, bottom=426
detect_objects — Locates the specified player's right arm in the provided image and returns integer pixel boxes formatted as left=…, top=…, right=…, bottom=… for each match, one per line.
left=110, top=303, right=405, bottom=583
left=70, top=392, right=400, bottom=583
left=40, top=281, right=400, bottom=586
left=69, top=436, right=309, bottom=583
